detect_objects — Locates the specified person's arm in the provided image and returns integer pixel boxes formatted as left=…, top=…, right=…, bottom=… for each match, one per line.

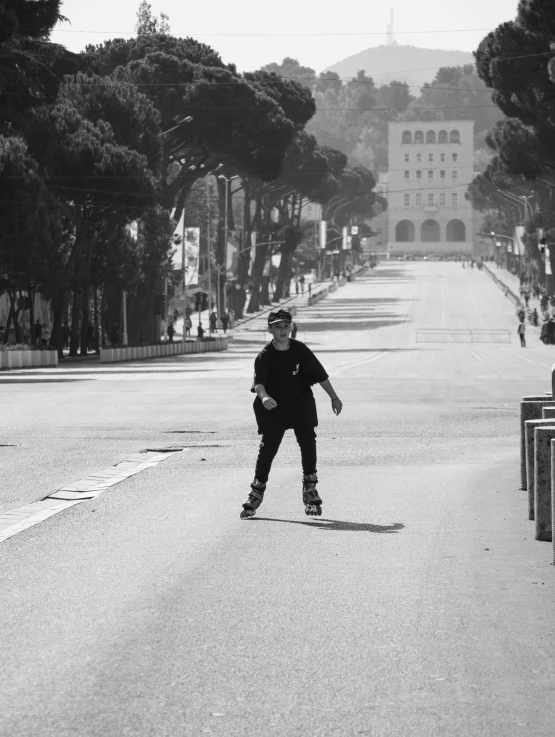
left=254, top=384, right=277, bottom=410
left=319, top=378, right=343, bottom=415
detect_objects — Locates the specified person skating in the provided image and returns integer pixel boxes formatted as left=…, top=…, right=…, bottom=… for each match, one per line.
left=241, top=309, right=342, bottom=520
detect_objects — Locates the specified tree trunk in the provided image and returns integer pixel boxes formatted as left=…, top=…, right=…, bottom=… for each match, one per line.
left=69, top=286, right=80, bottom=356
left=4, top=305, right=13, bottom=343
left=51, top=288, right=65, bottom=359
left=28, top=287, right=36, bottom=347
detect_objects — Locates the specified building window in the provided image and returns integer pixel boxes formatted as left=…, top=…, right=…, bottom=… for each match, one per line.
left=427, top=193, right=434, bottom=206
left=452, top=153, right=458, bottom=162
left=404, top=193, right=410, bottom=207
left=440, top=153, right=445, bottom=162
left=452, top=170, right=458, bottom=181
left=446, top=219, right=466, bottom=242
left=402, top=131, right=412, bottom=144
left=404, top=153, right=409, bottom=162
left=440, top=193, right=446, bottom=206
left=426, top=130, right=436, bottom=144
left=421, top=219, right=440, bottom=242
left=414, top=130, right=424, bottom=144
left=450, top=130, right=460, bottom=144
left=428, top=153, right=434, bottom=162
left=417, top=153, right=422, bottom=163
left=416, top=170, right=422, bottom=179
left=404, top=170, right=410, bottom=179
left=416, top=192, right=422, bottom=206
left=396, top=220, right=415, bottom=242
left=428, top=170, right=433, bottom=180
left=440, top=170, right=446, bottom=180
left=438, top=130, right=448, bottom=143
left=452, top=193, right=459, bottom=207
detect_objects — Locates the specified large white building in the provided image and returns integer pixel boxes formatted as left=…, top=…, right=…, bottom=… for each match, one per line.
left=387, top=120, right=476, bottom=256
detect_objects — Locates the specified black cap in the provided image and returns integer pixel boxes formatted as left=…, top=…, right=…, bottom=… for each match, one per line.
left=268, top=309, right=292, bottom=325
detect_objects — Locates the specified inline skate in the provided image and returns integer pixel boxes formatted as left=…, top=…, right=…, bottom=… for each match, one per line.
left=303, top=473, right=322, bottom=516
left=240, top=479, right=266, bottom=519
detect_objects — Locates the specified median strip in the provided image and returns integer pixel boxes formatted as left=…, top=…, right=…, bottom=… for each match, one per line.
left=0, top=447, right=187, bottom=543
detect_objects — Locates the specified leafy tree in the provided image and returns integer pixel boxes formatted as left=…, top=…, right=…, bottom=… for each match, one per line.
left=135, top=1, right=170, bottom=36
left=26, top=74, right=161, bottom=354
left=0, top=0, right=77, bottom=132
left=259, top=57, right=316, bottom=87
left=0, top=134, right=63, bottom=342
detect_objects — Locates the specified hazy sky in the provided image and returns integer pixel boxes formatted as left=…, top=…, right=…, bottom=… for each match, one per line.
left=51, top=0, right=520, bottom=74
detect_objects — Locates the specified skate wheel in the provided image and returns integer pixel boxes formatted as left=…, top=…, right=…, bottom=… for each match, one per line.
left=240, top=508, right=255, bottom=519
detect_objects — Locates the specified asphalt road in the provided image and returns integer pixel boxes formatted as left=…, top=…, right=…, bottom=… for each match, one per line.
left=2, top=262, right=555, bottom=737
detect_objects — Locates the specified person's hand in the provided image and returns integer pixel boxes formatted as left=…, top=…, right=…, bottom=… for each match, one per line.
left=262, top=395, right=277, bottom=410
left=331, top=397, right=343, bottom=416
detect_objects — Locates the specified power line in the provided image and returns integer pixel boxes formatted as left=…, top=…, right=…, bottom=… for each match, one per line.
left=46, top=27, right=494, bottom=37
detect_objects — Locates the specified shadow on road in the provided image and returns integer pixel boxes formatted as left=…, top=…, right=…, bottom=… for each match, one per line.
left=253, top=517, right=404, bottom=533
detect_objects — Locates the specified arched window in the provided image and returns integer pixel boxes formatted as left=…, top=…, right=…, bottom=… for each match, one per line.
left=395, top=220, right=415, bottom=242
left=438, top=130, right=448, bottom=143
left=426, top=130, right=436, bottom=144
left=402, top=131, right=412, bottom=144
left=414, top=130, right=424, bottom=144
left=421, top=219, right=440, bottom=242
left=446, top=219, right=466, bottom=242
left=450, top=130, right=460, bottom=143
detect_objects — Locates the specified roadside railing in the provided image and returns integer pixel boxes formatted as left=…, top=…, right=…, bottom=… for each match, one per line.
left=416, top=329, right=511, bottom=344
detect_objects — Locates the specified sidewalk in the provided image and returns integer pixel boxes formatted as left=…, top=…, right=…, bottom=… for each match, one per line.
left=482, top=262, right=543, bottom=340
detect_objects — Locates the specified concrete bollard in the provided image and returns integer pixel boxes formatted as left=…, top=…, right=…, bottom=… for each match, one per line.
left=520, top=400, right=555, bottom=490
left=534, top=426, right=555, bottom=541
left=552, top=440, right=555, bottom=564
left=525, top=418, right=555, bottom=518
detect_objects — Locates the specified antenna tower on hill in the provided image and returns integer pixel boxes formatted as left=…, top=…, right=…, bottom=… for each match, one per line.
left=386, top=8, right=397, bottom=45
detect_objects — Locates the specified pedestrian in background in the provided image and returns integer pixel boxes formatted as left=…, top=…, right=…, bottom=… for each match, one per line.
left=221, top=312, right=229, bottom=334
left=197, top=323, right=204, bottom=340
left=185, top=316, right=192, bottom=337
left=167, top=321, right=175, bottom=342
left=34, top=320, right=42, bottom=345
left=299, top=274, right=305, bottom=294
left=517, top=320, right=526, bottom=347
left=41, top=325, right=50, bottom=349
left=210, top=311, right=218, bottom=333
left=291, top=321, right=298, bottom=339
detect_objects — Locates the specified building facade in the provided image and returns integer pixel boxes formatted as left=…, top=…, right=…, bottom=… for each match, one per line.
left=387, top=120, right=476, bottom=256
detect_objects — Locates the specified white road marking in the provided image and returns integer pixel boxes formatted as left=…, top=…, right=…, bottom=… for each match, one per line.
left=0, top=449, right=186, bottom=543
left=333, top=350, right=390, bottom=374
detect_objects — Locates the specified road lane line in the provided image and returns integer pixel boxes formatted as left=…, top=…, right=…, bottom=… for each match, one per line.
left=333, top=350, right=390, bottom=374
left=0, top=448, right=187, bottom=543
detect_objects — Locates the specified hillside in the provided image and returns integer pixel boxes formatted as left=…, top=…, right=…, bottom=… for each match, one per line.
left=324, top=45, right=474, bottom=90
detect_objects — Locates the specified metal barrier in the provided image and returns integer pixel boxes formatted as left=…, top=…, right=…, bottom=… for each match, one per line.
left=416, top=329, right=511, bottom=344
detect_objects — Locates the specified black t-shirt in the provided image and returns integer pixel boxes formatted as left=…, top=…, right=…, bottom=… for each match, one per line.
left=250, top=339, right=329, bottom=433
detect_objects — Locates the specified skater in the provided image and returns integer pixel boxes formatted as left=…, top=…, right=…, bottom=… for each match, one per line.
left=241, top=309, right=342, bottom=520
left=517, top=320, right=526, bottom=347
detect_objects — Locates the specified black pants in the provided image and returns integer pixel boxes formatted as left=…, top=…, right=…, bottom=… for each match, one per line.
left=519, top=333, right=526, bottom=347
left=254, top=427, right=317, bottom=484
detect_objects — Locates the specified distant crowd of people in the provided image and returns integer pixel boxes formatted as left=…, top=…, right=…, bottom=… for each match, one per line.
left=515, top=277, right=555, bottom=346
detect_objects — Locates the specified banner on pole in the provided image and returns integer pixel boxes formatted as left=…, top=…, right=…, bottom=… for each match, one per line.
left=342, top=226, right=348, bottom=250
left=248, top=232, right=257, bottom=276
left=319, top=221, right=327, bottom=249
left=226, top=230, right=241, bottom=281
left=184, top=227, right=200, bottom=286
